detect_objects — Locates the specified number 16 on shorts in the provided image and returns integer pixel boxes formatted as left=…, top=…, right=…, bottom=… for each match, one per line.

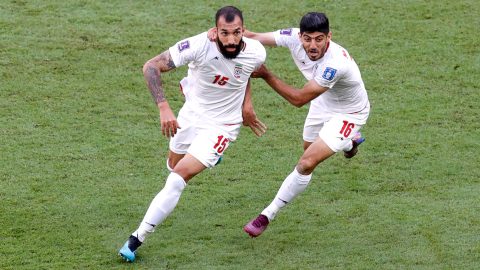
left=214, top=135, right=229, bottom=153
left=340, top=121, right=355, bottom=138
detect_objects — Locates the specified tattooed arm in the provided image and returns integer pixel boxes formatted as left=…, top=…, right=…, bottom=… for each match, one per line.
left=143, top=50, right=180, bottom=138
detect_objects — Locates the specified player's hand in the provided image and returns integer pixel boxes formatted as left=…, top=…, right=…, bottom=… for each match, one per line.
left=159, top=106, right=181, bottom=138
left=207, top=27, right=217, bottom=42
left=251, top=64, right=270, bottom=79
left=243, top=29, right=253, bottom=38
left=242, top=107, right=266, bottom=137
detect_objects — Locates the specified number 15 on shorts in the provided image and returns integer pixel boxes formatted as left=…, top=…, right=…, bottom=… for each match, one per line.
left=214, top=135, right=229, bottom=154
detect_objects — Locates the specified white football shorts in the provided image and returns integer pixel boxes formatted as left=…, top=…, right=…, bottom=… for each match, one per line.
left=303, top=105, right=370, bottom=153
left=169, top=106, right=241, bottom=169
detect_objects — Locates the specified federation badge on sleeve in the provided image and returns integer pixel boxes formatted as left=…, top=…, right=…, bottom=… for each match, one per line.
left=322, top=67, right=337, bottom=81
left=178, top=40, right=190, bottom=52
left=234, top=64, right=242, bottom=79
left=280, top=28, right=292, bottom=36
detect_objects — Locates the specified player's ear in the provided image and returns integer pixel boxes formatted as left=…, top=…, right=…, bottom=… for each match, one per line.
left=242, top=25, right=246, bottom=34
left=327, top=32, right=332, bottom=40
left=298, top=32, right=302, bottom=41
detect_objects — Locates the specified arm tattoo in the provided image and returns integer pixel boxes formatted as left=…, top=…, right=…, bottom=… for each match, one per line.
left=163, top=54, right=176, bottom=70
left=157, top=50, right=176, bottom=71
left=144, top=51, right=176, bottom=105
left=144, top=66, right=166, bottom=105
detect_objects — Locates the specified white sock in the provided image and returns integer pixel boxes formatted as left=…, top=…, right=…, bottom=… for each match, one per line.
left=132, top=172, right=186, bottom=242
left=261, top=167, right=311, bottom=221
left=343, top=140, right=353, bottom=152
left=166, top=158, right=173, bottom=172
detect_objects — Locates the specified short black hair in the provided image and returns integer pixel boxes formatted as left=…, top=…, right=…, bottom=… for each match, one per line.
left=300, top=12, right=329, bottom=35
left=215, top=6, right=243, bottom=26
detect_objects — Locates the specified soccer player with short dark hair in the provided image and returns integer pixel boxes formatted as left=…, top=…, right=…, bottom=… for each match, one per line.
left=211, top=12, right=370, bottom=237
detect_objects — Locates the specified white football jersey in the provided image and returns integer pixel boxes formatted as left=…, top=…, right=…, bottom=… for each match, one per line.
left=273, top=28, right=369, bottom=115
left=169, top=32, right=266, bottom=124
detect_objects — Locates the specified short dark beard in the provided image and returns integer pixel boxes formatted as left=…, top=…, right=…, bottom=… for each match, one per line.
left=217, top=39, right=243, bottom=59
left=304, top=43, right=326, bottom=61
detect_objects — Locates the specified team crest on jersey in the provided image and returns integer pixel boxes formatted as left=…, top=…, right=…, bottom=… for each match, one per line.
left=234, top=64, right=243, bottom=79
left=178, top=40, right=190, bottom=52
left=280, top=28, right=292, bottom=36
left=322, top=67, right=337, bottom=81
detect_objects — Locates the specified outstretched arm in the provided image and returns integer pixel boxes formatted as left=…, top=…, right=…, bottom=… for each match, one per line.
left=242, top=79, right=267, bottom=137
left=206, top=28, right=277, bottom=47
left=252, top=64, right=329, bottom=108
left=243, top=30, right=277, bottom=46
left=143, top=50, right=181, bottom=138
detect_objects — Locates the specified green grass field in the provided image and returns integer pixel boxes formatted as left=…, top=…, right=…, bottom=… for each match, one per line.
left=1, top=0, right=479, bottom=269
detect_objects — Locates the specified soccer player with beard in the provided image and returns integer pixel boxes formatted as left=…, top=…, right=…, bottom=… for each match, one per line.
left=210, top=12, right=370, bottom=237
left=118, top=6, right=266, bottom=262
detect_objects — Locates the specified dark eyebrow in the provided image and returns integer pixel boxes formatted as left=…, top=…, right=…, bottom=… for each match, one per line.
left=303, top=34, right=324, bottom=39
left=221, top=27, right=242, bottom=32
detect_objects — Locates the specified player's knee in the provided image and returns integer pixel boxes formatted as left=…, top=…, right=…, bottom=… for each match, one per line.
left=172, top=162, right=204, bottom=182
left=172, top=167, right=195, bottom=183
left=297, top=157, right=317, bottom=174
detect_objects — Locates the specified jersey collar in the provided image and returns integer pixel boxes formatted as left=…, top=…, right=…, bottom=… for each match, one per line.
left=241, top=41, right=247, bottom=52
left=325, top=41, right=330, bottom=54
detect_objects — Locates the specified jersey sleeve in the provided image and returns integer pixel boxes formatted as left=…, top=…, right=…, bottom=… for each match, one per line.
left=313, top=62, right=347, bottom=88
left=273, top=28, right=300, bottom=49
left=169, top=32, right=207, bottom=67
left=254, top=44, right=267, bottom=69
